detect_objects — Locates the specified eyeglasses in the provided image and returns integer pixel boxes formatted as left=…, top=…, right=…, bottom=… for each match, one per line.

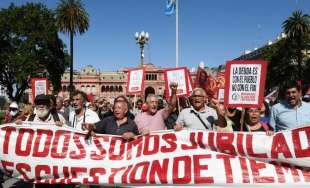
left=9, top=108, right=18, bottom=112
left=191, top=95, right=205, bottom=98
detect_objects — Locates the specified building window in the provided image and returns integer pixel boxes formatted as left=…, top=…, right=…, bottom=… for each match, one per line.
left=119, top=86, right=123, bottom=92
left=109, top=86, right=114, bottom=92
left=146, top=73, right=157, bottom=80
left=86, top=85, right=90, bottom=93
left=101, top=86, right=105, bottom=92
left=81, top=85, right=85, bottom=92
left=92, top=85, right=96, bottom=93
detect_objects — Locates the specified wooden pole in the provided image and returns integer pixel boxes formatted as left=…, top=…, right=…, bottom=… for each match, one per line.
left=240, top=108, right=245, bottom=131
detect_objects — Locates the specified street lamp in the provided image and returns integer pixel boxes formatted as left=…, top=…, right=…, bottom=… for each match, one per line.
left=134, top=31, right=150, bottom=67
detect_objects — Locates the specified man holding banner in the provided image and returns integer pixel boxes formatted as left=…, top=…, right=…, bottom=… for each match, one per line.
left=174, top=87, right=227, bottom=131
left=270, top=81, right=310, bottom=132
left=82, top=100, right=139, bottom=140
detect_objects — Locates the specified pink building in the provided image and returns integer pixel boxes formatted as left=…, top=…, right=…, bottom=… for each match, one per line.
left=61, top=64, right=167, bottom=100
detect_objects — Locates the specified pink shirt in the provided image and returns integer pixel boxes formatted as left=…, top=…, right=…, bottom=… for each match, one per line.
left=134, top=108, right=169, bottom=132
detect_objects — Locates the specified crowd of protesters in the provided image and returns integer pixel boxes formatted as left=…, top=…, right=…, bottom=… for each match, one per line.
left=1, top=80, right=310, bottom=187
left=2, top=80, right=310, bottom=139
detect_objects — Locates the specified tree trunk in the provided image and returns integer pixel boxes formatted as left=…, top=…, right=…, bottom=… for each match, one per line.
left=298, top=53, right=302, bottom=81
left=69, top=31, right=74, bottom=92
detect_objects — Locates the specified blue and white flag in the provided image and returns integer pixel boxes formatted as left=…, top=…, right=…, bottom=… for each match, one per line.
left=165, top=0, right=176, bottom=16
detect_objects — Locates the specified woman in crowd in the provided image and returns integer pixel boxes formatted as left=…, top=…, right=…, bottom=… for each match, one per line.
left=16, top=103, right=34, bottom=121
left=243, top=107, right=274, bottom=135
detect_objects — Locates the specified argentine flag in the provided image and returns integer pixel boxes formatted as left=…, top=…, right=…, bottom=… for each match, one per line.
left=165, top=0, right=176, bottom=16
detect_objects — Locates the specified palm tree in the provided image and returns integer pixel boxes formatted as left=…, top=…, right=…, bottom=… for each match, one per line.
left=56, top=0, right=89, bottom=92
left=282, top=10, right=310, bottom=81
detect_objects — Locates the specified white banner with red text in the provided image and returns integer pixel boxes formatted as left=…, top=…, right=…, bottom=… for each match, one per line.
left=1, top=123, right=310, bottom=186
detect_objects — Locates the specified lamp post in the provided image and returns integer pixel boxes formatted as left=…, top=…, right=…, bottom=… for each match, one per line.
left=134, top=31, right=149, bottom=67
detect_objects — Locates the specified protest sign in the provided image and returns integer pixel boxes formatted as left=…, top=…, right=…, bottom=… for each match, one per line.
left=31, top=78, right=48, bottom=102
left=1, top=123, right=310, bottom=186
left=218, top=88, right=225, bottom=102
left=187, top=69, right=193, bottom=94
left=224, top=60, right=267, bottom=108
left=164, top=67, right=189, bottom=97
left=126, top=68, right=145, bottom=94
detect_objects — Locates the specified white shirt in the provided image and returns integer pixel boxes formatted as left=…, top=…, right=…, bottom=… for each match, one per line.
left=69, top=108, right=100, bottom=131
left=176, top=105, right=218, bottom=130
left=26, top=113, right=66, bottom=124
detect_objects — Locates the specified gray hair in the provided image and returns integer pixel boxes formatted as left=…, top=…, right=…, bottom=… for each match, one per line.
left=113, top=100, right=128, bottom=112
left=56, top=96, right=64, bottom=102
left=191, top=87, right=206, bottom=97
left=146, top=94, right=158, bottom=103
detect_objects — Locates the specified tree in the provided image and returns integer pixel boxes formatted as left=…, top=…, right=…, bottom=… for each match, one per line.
left=282, top=10, right=310, bottom=80
left=0, top=3, right=69, bottom=102
left=262, top=39, right=300, bottom=97
left=56, top=0, right=89, bottom=92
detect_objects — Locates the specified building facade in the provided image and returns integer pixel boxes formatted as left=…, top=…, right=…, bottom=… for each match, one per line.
left=61, top=64, right=166, bottom=100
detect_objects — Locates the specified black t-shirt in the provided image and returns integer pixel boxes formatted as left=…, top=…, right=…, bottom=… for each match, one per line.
left=243, top=123, right=273, bottom=132
left=94, top=116, right=139, bottom=135
left=100, top=110, right=135, bottom=120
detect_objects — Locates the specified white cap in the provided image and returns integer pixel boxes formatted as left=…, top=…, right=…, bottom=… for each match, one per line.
left=9, top=102, right=18, bottom=109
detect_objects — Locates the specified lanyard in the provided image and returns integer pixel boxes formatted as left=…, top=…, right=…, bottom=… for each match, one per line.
left=73, top=110, right=86, bottom=128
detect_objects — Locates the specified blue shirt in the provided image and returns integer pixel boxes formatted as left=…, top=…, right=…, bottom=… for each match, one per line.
left=269, top=101, right=310, bottom=131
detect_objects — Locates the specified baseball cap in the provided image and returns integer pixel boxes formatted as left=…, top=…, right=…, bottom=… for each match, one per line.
left=9, top=102, right=18, bottom=109
left=34, top=94, right=50, bottom=105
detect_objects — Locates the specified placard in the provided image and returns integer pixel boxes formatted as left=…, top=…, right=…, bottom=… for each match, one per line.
left=224, top=60, right=267, bottom=107
left=187, top=69, right=193, bottom=94
left=31, top=78, right=48, bottom=102
left=126, top=68, right=145, bottom=94
left=164, top=67, right=189, bottom=97
left=218, top=88, right=225, bottom=102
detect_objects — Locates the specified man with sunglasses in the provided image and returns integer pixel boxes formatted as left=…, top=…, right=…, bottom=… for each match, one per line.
left=3, top=102, right=20, bottom=123
left=174, top=88, right=227, bottom=131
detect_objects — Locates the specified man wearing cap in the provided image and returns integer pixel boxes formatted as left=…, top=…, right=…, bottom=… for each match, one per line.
left=3, top=102, right=21, bottom=123
left=26, top=94, right=65, bottom=126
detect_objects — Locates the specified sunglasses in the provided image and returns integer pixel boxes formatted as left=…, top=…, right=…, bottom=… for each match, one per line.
left=9, top=108, right=18, bottom=112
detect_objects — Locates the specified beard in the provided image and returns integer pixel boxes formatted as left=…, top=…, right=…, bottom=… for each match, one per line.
left=37, top=108, right=49, bottom=118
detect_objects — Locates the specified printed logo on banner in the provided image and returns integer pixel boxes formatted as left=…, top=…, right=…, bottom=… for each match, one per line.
left=126, top=68, right=145, bottom=94
left=224, top=60, right=267, bottom=108
left=164, top=67, right=189, bottom=97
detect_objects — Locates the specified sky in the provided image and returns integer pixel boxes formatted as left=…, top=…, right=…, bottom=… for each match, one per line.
left=1, top=0, right=310, bottom=72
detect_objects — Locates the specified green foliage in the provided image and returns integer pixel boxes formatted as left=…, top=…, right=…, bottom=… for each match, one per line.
left=262, top=10, right=310, bottom=94
left=0, top=3, right=69, bottom=102
left=56, top=0, right=89, bottom=36
left=282, top=10, right=310, bottom=80
left=56, top=0, right=89, bottom=91
left=0, top=97, right=7, bottom=110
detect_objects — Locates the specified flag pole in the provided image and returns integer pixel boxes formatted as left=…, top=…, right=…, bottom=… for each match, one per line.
left=176, top=0, right=179, bottom=68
